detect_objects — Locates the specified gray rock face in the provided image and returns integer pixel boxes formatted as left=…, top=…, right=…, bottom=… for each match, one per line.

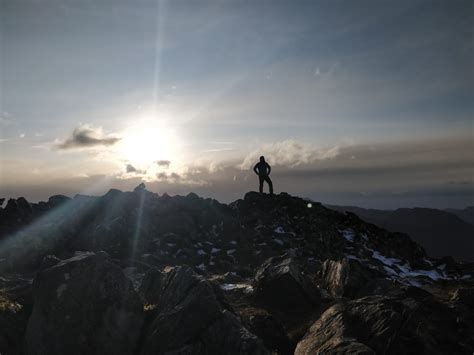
left=141, top=265, right=268, bottom=354
left=295, top=295, right=473, bottom=354
left=320, top=258, right=390, bottom=298
left=254, top=255, right=320, bottom=310
left=138, top=267, right=164, bottom=304
left=24, top=252, right=143, bottom=355
left=450, top=287, right=474, bottom=307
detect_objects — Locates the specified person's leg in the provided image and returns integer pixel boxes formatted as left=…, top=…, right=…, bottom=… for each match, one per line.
left=259, top=176, right=264, bottom=193
left=265, top=176, right=274, bottom=195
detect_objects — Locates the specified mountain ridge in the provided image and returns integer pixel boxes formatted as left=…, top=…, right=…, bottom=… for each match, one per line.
left=326, top=204, right=474, bottom=262
left=0, top=186, right=473, bottom=354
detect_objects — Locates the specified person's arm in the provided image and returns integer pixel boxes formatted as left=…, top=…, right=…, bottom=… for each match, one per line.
left=267, top=163, right=271, bottom=175
left=253, top=164, right=259, bottom=175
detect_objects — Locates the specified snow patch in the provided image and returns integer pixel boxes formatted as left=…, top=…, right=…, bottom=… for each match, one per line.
left=197, top=249, right=206, bottom=256
left=220, top=283, right=253, bottom=293
left=341, top=229, right=356, bottom=242
left=370, top=248, right=451, bottom=283
left=227, top=249, right=236, bottom=255
left=372, top=250, right=402, bottom=266
left=274, top=226, right=285, bottom=234
left=211, top=248, right=221, bottom=254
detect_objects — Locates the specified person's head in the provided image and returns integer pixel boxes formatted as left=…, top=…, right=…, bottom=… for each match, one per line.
left=259, top=156, right=265, bottom=162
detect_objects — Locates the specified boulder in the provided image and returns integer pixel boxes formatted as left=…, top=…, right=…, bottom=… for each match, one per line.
left=240, top=307, right=291, bottom=354
left=254, top=255, right=320, bottom=310
left=24, top=251, right=143, bottom=355
left=141, top=265, right=268, bottom=354
left=320, top=258, right=385, bottom=298
left=295, top=295, right=472, bottom=354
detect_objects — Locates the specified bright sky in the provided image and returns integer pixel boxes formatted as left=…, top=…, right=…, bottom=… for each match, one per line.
left=1, top=0, right=473, bottom=208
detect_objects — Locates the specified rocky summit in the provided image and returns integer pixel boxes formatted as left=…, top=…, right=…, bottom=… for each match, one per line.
left=0, top=187, right=473, bottom=354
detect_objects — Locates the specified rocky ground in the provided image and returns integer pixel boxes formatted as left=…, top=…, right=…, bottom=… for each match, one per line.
left=0, top=185, right=473, bottom=354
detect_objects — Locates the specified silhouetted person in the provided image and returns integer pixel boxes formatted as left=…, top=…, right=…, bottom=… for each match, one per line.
left=254, top=156, right=273, bottom=195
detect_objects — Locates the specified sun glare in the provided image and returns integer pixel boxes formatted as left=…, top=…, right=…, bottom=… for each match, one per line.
left=118, top=121, right=180, bottom=169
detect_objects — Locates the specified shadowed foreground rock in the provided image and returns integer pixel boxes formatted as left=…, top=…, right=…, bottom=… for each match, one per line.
left=295, top=294, right=470, bottom=354
left=254, top=254, right=320, bottom=310
left=24, top=252, right=143, bottom=355
left=141, top=265, right=268, bottom=354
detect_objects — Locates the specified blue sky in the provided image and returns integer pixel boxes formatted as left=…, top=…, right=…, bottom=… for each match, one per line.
left=0, top=0, right=473, bottom=208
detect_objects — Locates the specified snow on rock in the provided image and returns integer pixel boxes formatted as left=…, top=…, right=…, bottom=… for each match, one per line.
left=341, top=229, right=356, bottom=242
left=220, top=283, right=253, bottom=293
left=370, top=248, right=452, bottom=284
left=371, top=250, right=402, bottom=266
left=227, top=249, right=236, bottom=255
left=274, top=226, right=285, bottom=234
left=211, top=248, right=221, bottom=254
left=197, top=249, right=207, bottom=256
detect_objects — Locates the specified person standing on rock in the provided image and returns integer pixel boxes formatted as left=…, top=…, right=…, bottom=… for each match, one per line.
left=253, top=156, right=274, bottom=195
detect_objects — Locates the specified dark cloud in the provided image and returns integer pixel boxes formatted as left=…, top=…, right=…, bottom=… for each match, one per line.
left=125, top=164, right=145, bottom=175
left=157, top=172, right=181, bottom=181
left=55, top=126, right=121, bottom=150
left=156, top=160, right=171, bottom=168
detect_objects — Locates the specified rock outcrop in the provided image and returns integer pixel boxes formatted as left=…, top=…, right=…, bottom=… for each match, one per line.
left=24, top=252, right=143, bottom=355
left=254, top=254, right=320, bottom=310
left=295, top=294, right=474, bottom=354
left=141, top=265, right=267, bottom=354
left=0, top=186, right=472, bottom=354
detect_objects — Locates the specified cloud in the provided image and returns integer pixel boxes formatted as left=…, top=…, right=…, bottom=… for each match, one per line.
left=157, top=171, right=181, bottom=182
left=125, top=164, right=146, bottom=175
left=155, top=160, right=171, bottom=168
left=239, top=140, right=340, bottom=169
left=55, top=125, right=121, bottom=150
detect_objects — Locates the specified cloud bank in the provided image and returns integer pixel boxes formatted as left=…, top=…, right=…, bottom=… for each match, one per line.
left=239, top=140, right=340, bottom=169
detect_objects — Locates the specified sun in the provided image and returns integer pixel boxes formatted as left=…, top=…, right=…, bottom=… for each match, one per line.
left=118, top=121, right=180, bottom=169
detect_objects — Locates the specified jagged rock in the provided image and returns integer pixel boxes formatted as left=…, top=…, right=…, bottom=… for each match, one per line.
left=320, top=258, right=392, bottom=298
left=3, top=197, right=33, bottom=222
left=321, top=258, right=360, bottom=297
left=141, top=265, right=268, bottom=354
left=138, top=267, right=164, bottom=304
left=254, top=255, right=320, bottom=310
left=24, top=251, right=143, bottom=355
left=39, top=255, right=61, bottom=270
left=0, top=296, right=28, bottom=355
left=134, top=183, right=146, bottom=192
left=0, top=281, right=31, bottom=355
left=47, top=195, right=71, bottom=207
left=295, top=295, right=472, bottom=354
left=450, top=287, right=474, bottom=307
left=240, top=307, right=291, bottom=354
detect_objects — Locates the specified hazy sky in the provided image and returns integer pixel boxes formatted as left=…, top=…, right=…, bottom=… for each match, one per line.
left=1, top=0, right=473, bottom=208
